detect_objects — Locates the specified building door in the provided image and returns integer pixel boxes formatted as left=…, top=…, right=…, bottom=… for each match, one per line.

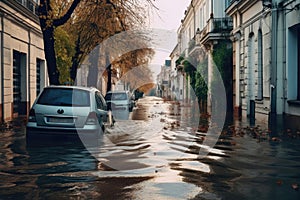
left=13, top=50, right=27, bottom=117
left=13, top=51, right=21, bottom=116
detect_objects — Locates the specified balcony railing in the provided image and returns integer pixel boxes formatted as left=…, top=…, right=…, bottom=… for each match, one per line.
left=210, top=17, right=233, bottom=33
left=193, top=17, right=233, bottom=46
left=15, top=0, right=39, bottom=15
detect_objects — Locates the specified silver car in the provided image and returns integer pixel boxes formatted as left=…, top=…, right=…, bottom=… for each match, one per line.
left=26, top=86, right=112, bottom=137
left=104, top=90, right=135, bottom=120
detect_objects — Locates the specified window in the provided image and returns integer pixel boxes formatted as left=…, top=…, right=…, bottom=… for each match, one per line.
left=37, top=88, right=90, bottom=107
left=248, top=33, right=255, bottom=101
left=95, top=92, right=105, bottom=110
left=225, top=0, right=230, bottom=9
left=105, top=92, right=128, bottom=101
left=257, top=30, right=263, bottom=100
left=200, top=7, right=203, bottom=30
left=298, top=27, right=300, bottom=100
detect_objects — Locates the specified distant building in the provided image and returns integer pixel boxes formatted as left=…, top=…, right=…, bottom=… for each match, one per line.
left=0, top=0, right=47, bottom=122
left=156, top=59, right=172, bottom=99
left=170, top=0, right=233, bottom=110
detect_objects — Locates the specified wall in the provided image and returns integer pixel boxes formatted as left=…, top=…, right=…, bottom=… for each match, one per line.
left=0, top=1, right=46, bottom=121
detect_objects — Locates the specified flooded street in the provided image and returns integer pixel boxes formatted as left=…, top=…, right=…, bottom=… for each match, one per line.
left=0, top=96, right=300, bottom=199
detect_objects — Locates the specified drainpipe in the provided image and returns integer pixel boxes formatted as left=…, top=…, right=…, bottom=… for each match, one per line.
left=211, top=0, right=214, bottom=17
left=27, top=29, right=31, bottom=116
left=1, top=12, right=4, bottom=122
left=282, top=5, right=287, bottom=115
left=270, top=3, right=278, bottom=115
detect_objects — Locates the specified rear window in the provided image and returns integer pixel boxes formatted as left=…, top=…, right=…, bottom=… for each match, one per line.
left=37, top=88, right=90, bottom=107
left=105, top=92, right=128, bottom=101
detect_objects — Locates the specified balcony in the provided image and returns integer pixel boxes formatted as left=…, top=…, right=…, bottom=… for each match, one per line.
left=199, top=17, right=233, bottom=49
left=210, top=17, right=233, bottom=32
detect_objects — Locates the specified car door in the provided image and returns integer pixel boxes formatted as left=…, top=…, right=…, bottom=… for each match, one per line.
left=95, top=92, right=108, bottom=123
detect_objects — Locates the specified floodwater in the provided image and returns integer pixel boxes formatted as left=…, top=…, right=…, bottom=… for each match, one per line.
left=0, top=96, right=300, bottom=200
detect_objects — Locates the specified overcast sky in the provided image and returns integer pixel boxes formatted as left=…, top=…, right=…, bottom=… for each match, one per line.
left=149, top=0, right=191, bottom=31
left=147, top=0, right=191, bottom=79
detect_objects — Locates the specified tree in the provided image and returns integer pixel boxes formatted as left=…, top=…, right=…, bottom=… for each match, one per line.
left=38, top=0, right=156, bottom=86
left=38, top=0, right=81, bottom=85
left=66, top=0, right=155, bottom=89
left=54, top=27, right=75, bottom=84
left=212, top=40, right=233, bottom=114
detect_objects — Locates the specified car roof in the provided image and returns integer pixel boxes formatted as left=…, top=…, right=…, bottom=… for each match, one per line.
left=106, top=90, right=130, bottom=94
left=44, top=85, right=99, bottom=92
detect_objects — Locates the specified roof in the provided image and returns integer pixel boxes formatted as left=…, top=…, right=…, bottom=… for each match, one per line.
left=45, top=85, right=98, bottom=92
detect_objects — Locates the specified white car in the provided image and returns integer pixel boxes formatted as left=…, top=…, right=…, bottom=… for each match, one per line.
left=26, top=86, right=112, bottom=137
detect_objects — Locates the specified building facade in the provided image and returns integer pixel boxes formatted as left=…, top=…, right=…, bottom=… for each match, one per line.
left=157, top=59, right=172, bottom=99
left=170, top=0, right=232, bottom=111
left=0, top=0, right=47, bottom=122
left=227, top=0, right=300, bottom=126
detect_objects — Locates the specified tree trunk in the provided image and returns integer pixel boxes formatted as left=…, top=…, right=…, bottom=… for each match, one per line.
left=38, top=0, right=81, bottom=85
left=87, top=46, right=99, bottom=87
left=106, top=54, right=112, bottom=93
left=38, top=0, right=60, bottom=85
left=70, top=36, right=82, bottom=82
left=42, top=27, right=60, bottom=85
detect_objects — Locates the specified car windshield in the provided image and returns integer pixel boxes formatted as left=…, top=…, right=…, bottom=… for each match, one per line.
left=105, top=92, right=128, bottom=101
left=37, top=88, right=90, bottom=107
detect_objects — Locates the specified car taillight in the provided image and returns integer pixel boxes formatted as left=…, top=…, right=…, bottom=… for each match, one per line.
left=28, top=108, right=36, bottom=122
left=85, top=112, right=98, bottom=125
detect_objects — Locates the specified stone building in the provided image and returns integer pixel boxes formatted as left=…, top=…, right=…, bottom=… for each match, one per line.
left=0, top=0, right=47, bottom=122
left=157, top=59, right=172, bottom=99
left=227, top=0, right=300, bottom=127
left=170, top=0, right=233, bottom=111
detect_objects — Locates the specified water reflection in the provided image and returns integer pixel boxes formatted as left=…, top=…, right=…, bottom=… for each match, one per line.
left=0, top=98, right=300, bottom=199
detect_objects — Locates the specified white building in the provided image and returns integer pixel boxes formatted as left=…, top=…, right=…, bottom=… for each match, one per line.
left=0, top=0, right=47, bottom=122
left=156, top=59, right=172, bottom=99
left=227, top=0, right=300, bottom=127
left=170, top=0, right=232, bottom=110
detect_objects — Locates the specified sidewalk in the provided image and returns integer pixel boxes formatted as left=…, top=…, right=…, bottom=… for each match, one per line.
left=0, top=117, right=27, bottom=132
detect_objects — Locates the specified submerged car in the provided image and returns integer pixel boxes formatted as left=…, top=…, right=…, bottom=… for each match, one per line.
left=104, top=90, right=135, bottom=120
left=105, top=90, right=134, bottom=112
left=26, top=86, right=112, bottom=137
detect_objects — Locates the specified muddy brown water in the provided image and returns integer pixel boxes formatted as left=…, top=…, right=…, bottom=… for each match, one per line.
left=0, top=96, right=300, bottom=199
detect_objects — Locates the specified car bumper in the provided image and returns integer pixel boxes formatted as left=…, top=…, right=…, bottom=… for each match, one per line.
left=26, top=122, right=103, bottom=136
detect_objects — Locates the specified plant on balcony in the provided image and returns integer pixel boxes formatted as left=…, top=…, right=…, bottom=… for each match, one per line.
left=175, top=55, right=185, bottom=71
left=183, top=59, right=196, bottom=75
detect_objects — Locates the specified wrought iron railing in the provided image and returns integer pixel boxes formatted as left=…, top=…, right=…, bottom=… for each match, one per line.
left=211, top=17, right=233, bottom=32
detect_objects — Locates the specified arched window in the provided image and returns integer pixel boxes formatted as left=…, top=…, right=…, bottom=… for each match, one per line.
left=248, top=33, right=255, bottom=101
left=257, top=30, right=263, bottom=100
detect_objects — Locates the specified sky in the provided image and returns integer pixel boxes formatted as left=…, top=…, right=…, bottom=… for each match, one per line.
left=147, top=0, right=191, bottom=79
left=149, top=0, right=191, bottom=31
